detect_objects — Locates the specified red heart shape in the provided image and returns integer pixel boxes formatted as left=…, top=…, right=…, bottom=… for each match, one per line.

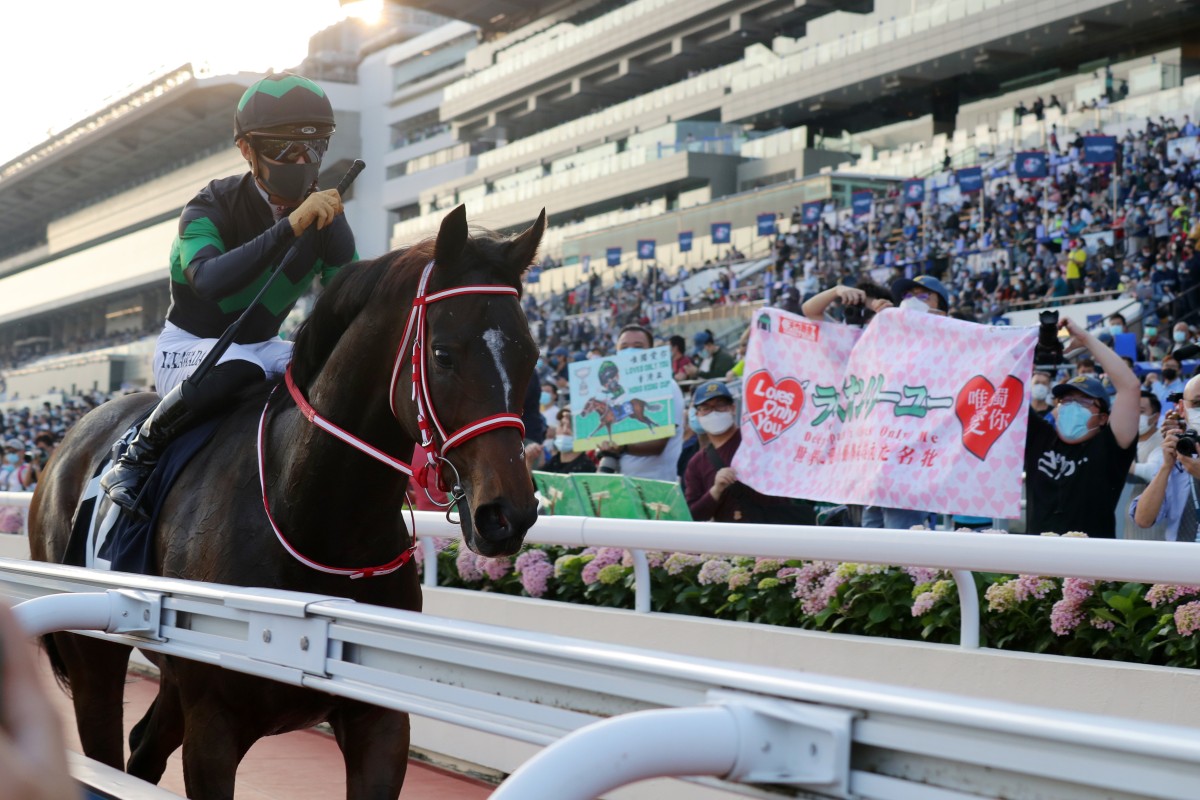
left=743, top=370, right=805, bottom=444
left=956, top=375, right=1025, bottom=461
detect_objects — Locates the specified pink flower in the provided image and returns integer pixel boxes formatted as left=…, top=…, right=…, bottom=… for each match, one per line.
left=1012, top=574, right=1057, bottom=602
left=902, top=566, right=942, bottom=585
left=1061, top=578, right=1095, bottom=603
left=697, top=559, right=732, bottom=586
left=515, top=549, right=549, bottom=573
left=1050, top=597, right=1086, bottom=636
left=519, top=560, right=554, bottom=597
left=1175, top=601, right=1200, bottom=636
left=1089, top=615, right=1115, bottom=632
left=582, top=547, right=626, bottom=585
left=481, top=556, right=512, bottom=582
left=1146, top=584, right=1200, bottom=608
left=455, top=548, right=483, bottom=582
left=985, top=580, right=1017, bottom=613
left=664, top=552, right=704, bottom=576
left=911, top=591, right=936, bottom=617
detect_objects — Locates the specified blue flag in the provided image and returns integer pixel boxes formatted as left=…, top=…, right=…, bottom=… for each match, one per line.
left=851, top=192, right=873, bottom=218
left=956, top=166, right=983, bottom=193
left=801, top=201, right=822, bottom=225
left=679, top=230, right=693, bottom=252
left=637, top=239, right=656, bottom=260
left=525, top=265, right=541, bottom=283
left=1082, top=136, right=1117, bottom=165
left=1015, top=152, right=1048, bottom=180
left=756, top=213, right=776, bottom=236
left=902, top=179, right=925, bottom=205
left=581, top=254, right=591, bottom=273
left=711, top=222, right=731, bottom=244
left=606, top=247, right=621, bottom=267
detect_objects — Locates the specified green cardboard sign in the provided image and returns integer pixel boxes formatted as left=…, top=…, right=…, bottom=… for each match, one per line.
left=630, top=477, right=692, bottom=521
left=532, top=471, right=590, bottom=516
left=570, top=473, right=647, bottom=519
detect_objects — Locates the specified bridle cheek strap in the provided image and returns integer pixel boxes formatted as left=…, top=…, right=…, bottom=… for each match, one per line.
left=256, top=259, right=525, bottom=578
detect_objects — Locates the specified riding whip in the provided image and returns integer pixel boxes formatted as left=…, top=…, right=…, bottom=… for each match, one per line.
left=187, top=159, right=366, bottom=387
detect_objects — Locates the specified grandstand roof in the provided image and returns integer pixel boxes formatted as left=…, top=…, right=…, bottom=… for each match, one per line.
left=0, top=66, right=254, bottom=270
left=368, top=0, right=580, bottom=33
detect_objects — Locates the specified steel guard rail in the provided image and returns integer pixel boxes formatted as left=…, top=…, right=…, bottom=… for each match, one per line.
left=2, top=557, right=1200, bottom=799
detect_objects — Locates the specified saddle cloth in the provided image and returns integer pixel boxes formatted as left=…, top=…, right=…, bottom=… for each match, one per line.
left=64, top=415, right=222, bottom=575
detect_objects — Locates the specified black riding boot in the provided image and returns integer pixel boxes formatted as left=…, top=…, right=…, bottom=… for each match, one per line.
left=100, top=360, right=265, bottom=514
left=100, top=384, right=195, bottom=513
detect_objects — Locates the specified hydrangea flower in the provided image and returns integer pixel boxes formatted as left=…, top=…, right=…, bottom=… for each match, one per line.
left=697, top=558, right=733, bottom=586
left=1145, top=584, right=1200, bottom=608
left=582, top=547, right=626, bottom=585
left=597, top=564, right=627, bottom=585
left=727, top=567, right=752, bottom=590
left=911, top=591, right=937, bottom=617
left=757, top=577, right=780, bottom=591
left=903, top=566, right=942, bottom=585
left=1175, top=601, right=1200, bottom=637
left=1012, top=574, right=1057, bottom=602
left=481, top=556, right=512, bottom=582
left=456, top=548, right=483, bottom=583
left=519, top=560, right=553, bottom=597
left=985, top=580, right=1018, bottom=613
left=753, top=558, right=781, bottom=574
left=664, top=552, right=704, bottom=576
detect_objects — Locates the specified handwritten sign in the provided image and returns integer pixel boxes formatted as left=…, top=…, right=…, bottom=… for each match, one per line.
left=732, top=308, right=1037, bottom=518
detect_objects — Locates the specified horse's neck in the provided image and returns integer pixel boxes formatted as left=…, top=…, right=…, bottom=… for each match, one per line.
left=267, top=395, right=415, bottom=560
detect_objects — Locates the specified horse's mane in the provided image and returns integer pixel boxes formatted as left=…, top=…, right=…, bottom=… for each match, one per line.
left=289, top=243, right=427, bottom=387
left=291, top=226, right=524, bottom=388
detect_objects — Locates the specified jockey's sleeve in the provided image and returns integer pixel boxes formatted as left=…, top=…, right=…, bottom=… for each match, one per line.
left=180, top=215, right=296, bottom=301
left=318, top=214, right=358, bottom=286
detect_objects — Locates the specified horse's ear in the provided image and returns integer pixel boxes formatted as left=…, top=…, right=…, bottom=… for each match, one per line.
left=435, top=204, right=469, bottom=266
left=505, top=208, right=546, bottom=279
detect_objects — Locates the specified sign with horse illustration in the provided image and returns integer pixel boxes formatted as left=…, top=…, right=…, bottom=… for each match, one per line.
left=568, top=345, right=677, bottom=450
left=732, top=308, right=1036, bottom=519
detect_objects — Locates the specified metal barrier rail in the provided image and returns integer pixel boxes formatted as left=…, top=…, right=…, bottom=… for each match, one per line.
left=2, top=557, right=1199, bottom=799
left=414, top=511, right=1200, bottom=651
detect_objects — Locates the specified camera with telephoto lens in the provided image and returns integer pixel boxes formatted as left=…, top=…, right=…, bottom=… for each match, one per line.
left=598, top=453, right=620, bottom=473
left=1167, top=391, right=1200, bottom=457
left=1034, top=310, right=1064, bottom=366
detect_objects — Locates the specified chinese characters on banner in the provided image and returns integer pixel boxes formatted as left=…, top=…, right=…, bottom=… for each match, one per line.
left=731, top=309, right=1037, bottom=518
left=569, top=346, right=678, bottom=450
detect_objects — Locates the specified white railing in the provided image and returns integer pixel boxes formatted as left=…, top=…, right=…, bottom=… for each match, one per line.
left=3, top=558, right=1199, bottom=800
left=412, top=511, right=1200, bottom=652
left=8, top=495, right=1196, bottom=652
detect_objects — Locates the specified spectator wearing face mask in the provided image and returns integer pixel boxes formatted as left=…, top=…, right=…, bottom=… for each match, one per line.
left=1030, top=370, right=1055, bottom=424
left=1121, top=391, right=1167, bottom=539
left=683, top=380, right=805, bottom=523
left=889, top=275, right=950, bottom=317
left=1172, top=321, right=1192, bottom=349
left=540, top=407, right=596, bottom=474
left=1025, top=317, right=1140, bottom=537
left=1150, top=354, right=1185, bottom=419
left=1131, top=375, right=1200, bottom=542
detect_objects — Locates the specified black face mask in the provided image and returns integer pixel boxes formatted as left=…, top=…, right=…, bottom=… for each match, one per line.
left=1163, top=368, right=1179, bottom=382
left=256, top=157, right=320, bottom=204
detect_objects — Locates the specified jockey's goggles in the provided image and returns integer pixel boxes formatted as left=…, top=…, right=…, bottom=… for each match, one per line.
left=252, top=136, right=329, bottom=164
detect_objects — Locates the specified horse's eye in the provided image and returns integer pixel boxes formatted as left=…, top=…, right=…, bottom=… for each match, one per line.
left=432, top=347, right=453, bottom=368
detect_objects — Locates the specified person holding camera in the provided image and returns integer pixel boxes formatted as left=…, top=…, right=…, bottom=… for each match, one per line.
left=800, top=281, right=893, bottom=323
left=1130, top=377, right=1200, bottom=542
left=1025, top=317, right=1140, bottom=537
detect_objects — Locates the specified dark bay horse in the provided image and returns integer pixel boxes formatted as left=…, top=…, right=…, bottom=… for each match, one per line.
left=581, top=396, right=664, bottom=440
left=27, top=204, right=543, bottom=799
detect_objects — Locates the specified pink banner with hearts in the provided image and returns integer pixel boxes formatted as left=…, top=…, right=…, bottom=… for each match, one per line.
left=731, top=308, right=1037, bottom=519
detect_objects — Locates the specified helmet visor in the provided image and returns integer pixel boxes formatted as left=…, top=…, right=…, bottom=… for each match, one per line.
left=252, top=136, right=329, bottom=164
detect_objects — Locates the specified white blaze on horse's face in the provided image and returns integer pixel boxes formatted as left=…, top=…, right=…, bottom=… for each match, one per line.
left=482, top=328, right=513, bottom=407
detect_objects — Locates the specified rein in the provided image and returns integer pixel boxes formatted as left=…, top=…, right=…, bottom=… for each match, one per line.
left=256, top=258, right=525, bottom=579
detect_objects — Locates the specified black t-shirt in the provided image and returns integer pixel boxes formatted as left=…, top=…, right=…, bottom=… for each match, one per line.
left=1024, top=411, right=1135, bottom=538
left=544, top=453, right=596, bottom=474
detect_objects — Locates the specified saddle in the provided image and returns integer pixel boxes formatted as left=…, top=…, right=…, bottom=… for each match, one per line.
left=64, top=412, right=222, bottom=574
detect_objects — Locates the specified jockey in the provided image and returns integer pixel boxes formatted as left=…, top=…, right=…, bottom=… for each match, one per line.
left=101, top=73, right=357, bottom=512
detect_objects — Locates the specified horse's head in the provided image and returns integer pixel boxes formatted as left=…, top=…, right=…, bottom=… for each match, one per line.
left=406, top=205, right=544, bottom=557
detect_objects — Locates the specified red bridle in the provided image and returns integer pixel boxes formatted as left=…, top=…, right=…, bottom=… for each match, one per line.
left=256, top=259, right=526, bottom=578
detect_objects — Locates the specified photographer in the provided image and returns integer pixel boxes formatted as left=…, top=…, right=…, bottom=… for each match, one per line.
left=1025, top=317, right=1140, bottom=537
left=801, top=282, right=893, bottom=323
left=1130, top=376, right=1200, bottom=542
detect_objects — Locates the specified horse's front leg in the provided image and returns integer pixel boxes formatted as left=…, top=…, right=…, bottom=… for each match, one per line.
left=331, top=700, right=411, bottom=800
left=178, top=683, right=257, bottom=800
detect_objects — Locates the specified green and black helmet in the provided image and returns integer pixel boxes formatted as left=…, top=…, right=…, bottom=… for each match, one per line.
left=234, top=73, right=335, bottom=140
left=599, top=360, right=620, bottom=383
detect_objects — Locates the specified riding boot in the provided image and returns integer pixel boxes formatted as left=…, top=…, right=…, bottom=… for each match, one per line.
left=100, top=384, right=196, bottom=514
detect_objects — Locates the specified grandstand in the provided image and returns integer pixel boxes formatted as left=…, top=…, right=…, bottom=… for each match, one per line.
left=1, top=0, right=1199, bottom=393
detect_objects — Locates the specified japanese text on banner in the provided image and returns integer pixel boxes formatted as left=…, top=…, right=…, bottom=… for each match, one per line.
left=731, top=309, right=1037, bottom=518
